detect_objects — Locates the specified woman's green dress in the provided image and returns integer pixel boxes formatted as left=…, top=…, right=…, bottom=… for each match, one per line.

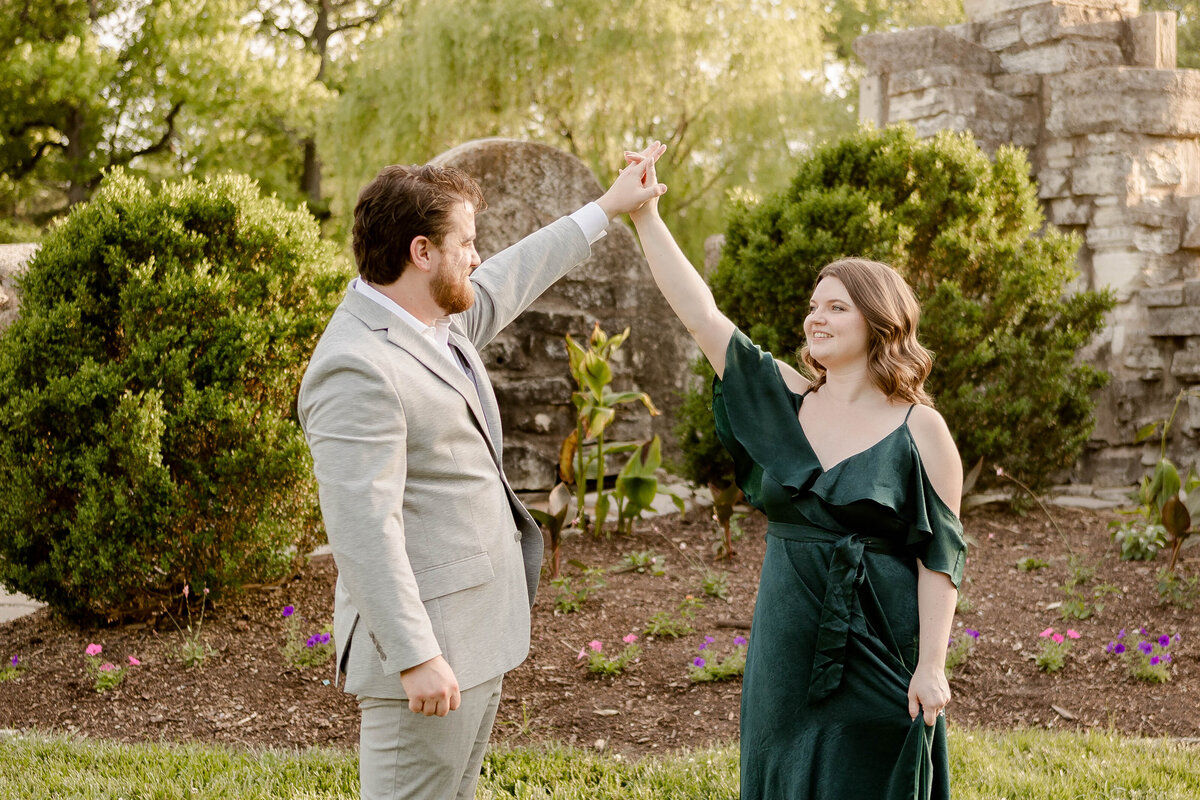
left=714, top=330, right=966, bottom=800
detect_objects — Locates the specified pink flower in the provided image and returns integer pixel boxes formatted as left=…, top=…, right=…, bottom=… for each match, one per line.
left=183, top=584, right=190, bottom=598
left=622, top=634, right=638, bottom=644
left=577, top=647, right=586, bottom=660
left=128, top=656, right=141, bottom=666
left=1052, top=633, right=1065, bottom=644
left=588, top=640, right=603, bottom=653
left=995, top=466, right=1005, bottom=477
left=85, top=643, right=102, bottom=656
left=99, top=663, right=116, bottom=672
left=1066, top=630, right=1081, bottom=640
left=1039, top=628, right=1054, bottom=638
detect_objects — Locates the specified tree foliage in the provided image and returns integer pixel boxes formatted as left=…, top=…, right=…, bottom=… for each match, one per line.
left=706, top=125, right=1114, bottom=489
left=325, top=0, right=848, bottom=260
left=0, top=0, right=325, bottom=219
left=0, top=170, right=348, bottom=621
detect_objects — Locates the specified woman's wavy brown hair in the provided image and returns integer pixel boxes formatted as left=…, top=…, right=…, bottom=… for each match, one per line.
left=799, top=258, right=935, bottom=406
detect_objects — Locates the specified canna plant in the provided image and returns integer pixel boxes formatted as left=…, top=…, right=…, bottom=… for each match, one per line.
left=560, top=323, right=659, bottom=535
left=529, top=483, right=574, bottom=579
left=1130, top=389, right=1200, bottom=573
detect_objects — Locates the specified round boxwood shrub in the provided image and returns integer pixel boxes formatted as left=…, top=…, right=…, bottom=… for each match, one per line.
left=0, top=169, right=347, bottom=621
left=697, top=125, right=1114, bottom=490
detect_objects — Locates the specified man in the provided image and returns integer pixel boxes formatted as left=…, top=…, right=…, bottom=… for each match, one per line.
left=297, top=144, right=666, bottom=800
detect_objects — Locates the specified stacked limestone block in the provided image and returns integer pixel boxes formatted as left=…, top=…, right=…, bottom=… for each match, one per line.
left=856, top=0, right=1200, bottom=484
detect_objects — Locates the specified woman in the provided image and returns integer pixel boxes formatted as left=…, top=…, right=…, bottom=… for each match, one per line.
left=626, top=144, right=965, bottom=799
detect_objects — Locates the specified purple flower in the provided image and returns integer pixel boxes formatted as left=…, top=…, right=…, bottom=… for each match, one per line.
left=704, top=636, right=715, bottom=644
left=1150, top=656, right=1161, bottom=666
left=693, top=657, right=706, bottom=668
left=1114, top=643, right=1125, bottom=655
left=1165, top=653, right=1173, bottom=663
left=1138, top=641, right=1153, bottom=655
left=319, top=633, right=331, bottom=645
left=8, top=656, right=16, bottom=668
left=734, top=636, right=748, bottom=647
left=1117, top=629, right=1126, bottom=640
left=1158, top=634, right=1171, bottom=648
left=698, top=641, right=708, bottom=650
left=1174, top=633, right=1181, bottom=643
left=282, top=605, right=295, bottom=618
left=965, top=629, right=980, bottom=640
left=1105, top=642, right=1115, bottom=654
left=305, top=634, right=322, bottom=648
left=1139, top=627, right=1148, bottom=636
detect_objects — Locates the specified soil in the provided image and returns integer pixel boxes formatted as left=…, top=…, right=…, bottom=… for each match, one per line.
left=1, top=503, right=1197, bottom=758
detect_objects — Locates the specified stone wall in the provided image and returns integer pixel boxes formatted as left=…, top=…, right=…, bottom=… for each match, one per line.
left=855, top=0, right=1200, bottom=484
left=431, top=139, right=694, bottom=491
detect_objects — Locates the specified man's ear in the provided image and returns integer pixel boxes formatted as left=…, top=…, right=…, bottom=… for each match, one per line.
left=409, top=235, right=435, bottom=273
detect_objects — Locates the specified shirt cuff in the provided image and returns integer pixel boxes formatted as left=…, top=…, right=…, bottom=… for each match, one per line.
left=568, top=202, right=609, bottom=245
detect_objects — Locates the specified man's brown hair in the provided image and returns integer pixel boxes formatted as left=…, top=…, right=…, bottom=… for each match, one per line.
left=351, top=164, right=487, bottom=285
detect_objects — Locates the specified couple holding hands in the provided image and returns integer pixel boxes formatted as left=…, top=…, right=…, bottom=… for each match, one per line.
left=298, top=142, right=966, bottom=800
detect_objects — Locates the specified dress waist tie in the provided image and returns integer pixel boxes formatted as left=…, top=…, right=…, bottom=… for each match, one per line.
left=766, top=520, right=905, bottom=705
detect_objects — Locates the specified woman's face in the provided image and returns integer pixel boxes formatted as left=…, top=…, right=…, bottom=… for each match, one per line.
left=804, top=276, right=870, bottom=368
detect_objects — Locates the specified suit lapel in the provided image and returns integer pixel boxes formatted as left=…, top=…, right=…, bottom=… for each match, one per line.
left=449, top=329, right=504, bottom=457
left=340, top=290, right=500, bottom=463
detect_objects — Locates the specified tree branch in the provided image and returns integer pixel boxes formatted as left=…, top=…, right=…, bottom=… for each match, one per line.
left=113, top=101, right=184, bottom=165
left=7, top=139, right=67, bottom=179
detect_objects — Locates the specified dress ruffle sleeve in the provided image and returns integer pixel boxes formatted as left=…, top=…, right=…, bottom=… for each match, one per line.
left=712, top=329, right=816, bottom=512
left=901, top=455, right=967, bottom=588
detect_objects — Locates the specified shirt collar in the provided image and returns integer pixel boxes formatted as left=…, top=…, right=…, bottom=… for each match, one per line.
left=352, top=277, right=451, bottom=347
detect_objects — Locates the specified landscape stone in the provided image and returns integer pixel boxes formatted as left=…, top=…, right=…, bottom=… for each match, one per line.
left=429, top=138, right=694, bottom=491
left=0, top=243, right=37, bottom=335
left=1130, top=11, right=1177, bottom=68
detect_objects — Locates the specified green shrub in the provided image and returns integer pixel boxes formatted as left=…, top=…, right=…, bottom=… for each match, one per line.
left=0, top=169, right=347, bottom=621
left=704, top=125, right=1114, bottom=489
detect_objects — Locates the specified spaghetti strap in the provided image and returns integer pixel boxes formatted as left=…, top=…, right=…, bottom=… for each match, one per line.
left=904, top=403, right=916, bottom=422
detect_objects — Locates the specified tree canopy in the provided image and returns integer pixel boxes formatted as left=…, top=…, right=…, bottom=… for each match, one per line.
left=0, top=0, right=325, bottom=219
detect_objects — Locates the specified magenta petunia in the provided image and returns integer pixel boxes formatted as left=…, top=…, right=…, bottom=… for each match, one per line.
left=1039, top=628, right=1054, bottom=638
left=1052, top=633, right=1064, bottom=644
left=99, top=663, right=115, bottom=672
left=128, top=656, right=141, bottom=666
left=588, top=640, right=603, bottom=652
left=1066, top=630, right=1080, bottom=640
left=622, top=633, right=638, bottom=644
left=734, top=636, right=748, bottom=646
left=85, top=643, right=102, bottom=657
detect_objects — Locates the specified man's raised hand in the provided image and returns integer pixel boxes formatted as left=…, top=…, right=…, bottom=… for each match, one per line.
left=595, top=141, right=668, bottom=221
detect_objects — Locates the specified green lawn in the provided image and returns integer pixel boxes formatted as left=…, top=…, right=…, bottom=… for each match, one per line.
left=0, top=728, right=1197, bottom=799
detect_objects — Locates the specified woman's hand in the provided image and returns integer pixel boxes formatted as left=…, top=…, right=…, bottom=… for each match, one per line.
left=622, top=142, right=666, bottom=225
left=907, top=663, right=951, bottom=726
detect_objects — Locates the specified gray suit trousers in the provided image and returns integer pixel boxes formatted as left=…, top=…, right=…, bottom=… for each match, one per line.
left=358, top=675, right=503, bottom=800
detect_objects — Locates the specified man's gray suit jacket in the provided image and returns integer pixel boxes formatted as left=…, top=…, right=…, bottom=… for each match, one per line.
left=298, top=216, right=590, bottom=699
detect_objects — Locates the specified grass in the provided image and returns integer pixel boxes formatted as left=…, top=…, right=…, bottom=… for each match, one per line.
left=1, top=728, right=1198, bottom=799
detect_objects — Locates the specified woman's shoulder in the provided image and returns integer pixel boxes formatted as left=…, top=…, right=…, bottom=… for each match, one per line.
left=724, top=329, right=810, bottom=394
left=905, top=403, right=963, bottom=515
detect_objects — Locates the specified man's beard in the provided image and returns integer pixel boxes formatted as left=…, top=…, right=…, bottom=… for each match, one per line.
left=431, top=265, right=474, bottom=315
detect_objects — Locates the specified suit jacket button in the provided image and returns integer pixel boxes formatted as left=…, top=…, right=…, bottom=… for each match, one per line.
left=513, top=531, right=522, bottom=542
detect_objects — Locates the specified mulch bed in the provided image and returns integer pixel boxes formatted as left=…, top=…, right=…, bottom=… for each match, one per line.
left=1, top=503, right=1197, bottom=757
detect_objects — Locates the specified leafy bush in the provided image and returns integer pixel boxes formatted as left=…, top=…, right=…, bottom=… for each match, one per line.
left=0, top=169, right=346, bottom=621
left=704, top=125, right=1113, bottom=489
